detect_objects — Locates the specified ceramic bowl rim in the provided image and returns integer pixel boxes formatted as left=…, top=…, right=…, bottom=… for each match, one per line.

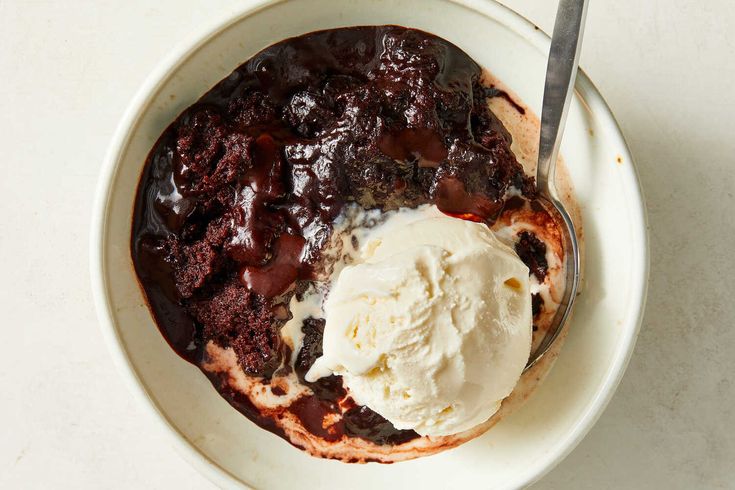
left=89, top=1, right=649, bottom=487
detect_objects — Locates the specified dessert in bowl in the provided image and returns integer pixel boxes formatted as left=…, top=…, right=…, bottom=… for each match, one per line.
left=92, top=0, right=647, bottom=487
left=131, top=25, right=576, bottom=463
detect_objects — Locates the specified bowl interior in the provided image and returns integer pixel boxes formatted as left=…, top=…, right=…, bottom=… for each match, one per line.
left=94, top=0, right=647, bottom=488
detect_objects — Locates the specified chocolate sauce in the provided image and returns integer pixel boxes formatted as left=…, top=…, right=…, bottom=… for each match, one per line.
left=131, top=26, right=536, bottom=449
left=343, top=406, right=421, bottom=446
left=485, top=86, right=526, bottom=115
left=515, top=231, right=549, bottom=281
left=531, top=292, right=543, bottom=317
left=205, top=369, right=287, bottom=440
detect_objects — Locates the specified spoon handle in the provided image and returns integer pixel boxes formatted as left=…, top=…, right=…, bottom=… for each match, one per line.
left=537, top=0, right=589, bottom=195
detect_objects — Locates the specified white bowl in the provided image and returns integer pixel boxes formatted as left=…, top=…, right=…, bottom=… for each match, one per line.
left=90, top=0, right=648, bottom=488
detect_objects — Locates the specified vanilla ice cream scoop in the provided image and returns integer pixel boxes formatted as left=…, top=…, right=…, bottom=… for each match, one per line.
left=306, top=213, right=532, bottom=437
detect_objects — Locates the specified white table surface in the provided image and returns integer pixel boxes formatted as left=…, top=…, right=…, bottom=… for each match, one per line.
left=2, top=1, right=734, bottom=488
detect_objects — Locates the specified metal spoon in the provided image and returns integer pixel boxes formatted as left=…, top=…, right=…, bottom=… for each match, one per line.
left=525, top=0, right=587, bottom=370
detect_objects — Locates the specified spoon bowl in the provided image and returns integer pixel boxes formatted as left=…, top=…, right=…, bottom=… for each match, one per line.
left=525, top=194, right=581, bottom=370
left=525, top=0, right=588, bottom=369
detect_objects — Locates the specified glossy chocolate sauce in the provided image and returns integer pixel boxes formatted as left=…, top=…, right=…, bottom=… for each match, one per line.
left=131, top=26, right=543, bottom=449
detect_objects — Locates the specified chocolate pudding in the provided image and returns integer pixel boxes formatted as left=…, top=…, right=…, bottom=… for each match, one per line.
left=131, top=25, right=568, bottom=462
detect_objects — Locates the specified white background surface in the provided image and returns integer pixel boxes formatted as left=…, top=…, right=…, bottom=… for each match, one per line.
left=1, top=0, right=733, bottom=488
